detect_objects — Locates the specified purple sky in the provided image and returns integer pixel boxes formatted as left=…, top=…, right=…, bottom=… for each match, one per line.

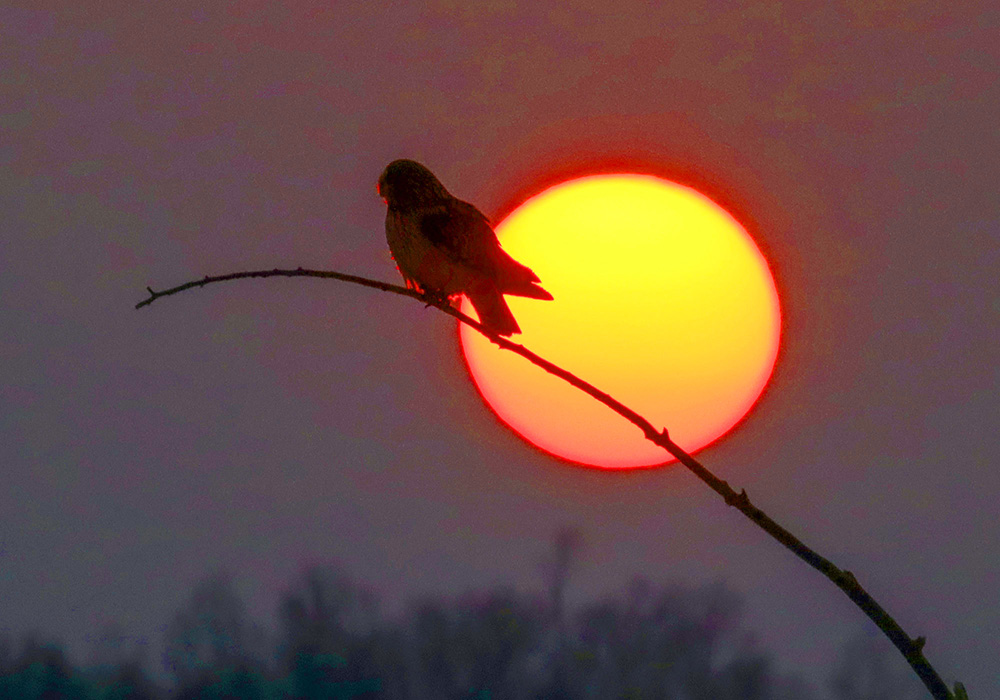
left=2, top=1, right=997, bottom=695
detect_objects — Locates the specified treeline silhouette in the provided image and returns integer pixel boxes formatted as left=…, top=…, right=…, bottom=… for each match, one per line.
left=1, top=537, right=925, bottom=699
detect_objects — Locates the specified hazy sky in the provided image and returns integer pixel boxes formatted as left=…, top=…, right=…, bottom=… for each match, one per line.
left=2, top=1, right=997, bottom=696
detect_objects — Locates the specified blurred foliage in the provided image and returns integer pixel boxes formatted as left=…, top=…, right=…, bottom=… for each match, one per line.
left=826, top=629, right=928, bottom=700
left=0, top=538, right=929, bottom=699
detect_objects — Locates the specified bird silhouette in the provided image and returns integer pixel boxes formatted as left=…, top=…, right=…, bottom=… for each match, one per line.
left=377, top=159, right=552, bottom=336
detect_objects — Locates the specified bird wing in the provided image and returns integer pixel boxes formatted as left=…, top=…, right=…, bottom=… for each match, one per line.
left=418, top=199, right=540, bottom=284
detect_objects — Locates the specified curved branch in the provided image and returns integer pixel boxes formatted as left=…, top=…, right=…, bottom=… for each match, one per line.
left=136, top=267, right=959, bottom=700
left=135, top=267, right=423, bottom=309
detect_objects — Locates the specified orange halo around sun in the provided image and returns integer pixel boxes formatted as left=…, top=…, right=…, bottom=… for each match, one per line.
left=459, top=174, right=781, bottom=470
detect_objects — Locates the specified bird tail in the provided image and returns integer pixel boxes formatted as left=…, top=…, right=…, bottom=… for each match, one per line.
left=467, top=283, right=521, bottom=336
left=495, top=252, right=554, bottom=300
left=505, top=280, right=553, bottom=300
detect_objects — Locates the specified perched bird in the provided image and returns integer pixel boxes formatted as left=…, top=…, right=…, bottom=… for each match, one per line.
left=377, top=159, right=552, bottom=336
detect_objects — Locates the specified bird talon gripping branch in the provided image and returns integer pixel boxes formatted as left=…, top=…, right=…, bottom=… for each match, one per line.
left=377, top=159, right=553, bottom=336
left=421, top=289, right=449, bottom=308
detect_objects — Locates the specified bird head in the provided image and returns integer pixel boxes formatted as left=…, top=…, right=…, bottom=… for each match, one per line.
left=377, top=159, right=451, bottom=209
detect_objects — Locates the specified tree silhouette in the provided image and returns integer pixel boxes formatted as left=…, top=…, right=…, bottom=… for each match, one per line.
left=404, top=590, right=546, bottom=699
left=828, top=629, right=927, bottom=700
left=0, top=639, right=90, bottom=700
left=563, top=578, right=806, bottom=700
left=278, top=565, right=382, bottom=698
left=3, top=557, right=956, bottom=699
left=163, top=573, right=265, bottom=687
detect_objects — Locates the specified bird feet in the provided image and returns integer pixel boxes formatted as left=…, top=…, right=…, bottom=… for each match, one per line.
left=421, top=289, right=451, bottom=308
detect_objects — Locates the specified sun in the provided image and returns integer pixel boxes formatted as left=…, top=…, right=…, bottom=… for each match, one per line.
left=459, top=174, right=780, bottom=470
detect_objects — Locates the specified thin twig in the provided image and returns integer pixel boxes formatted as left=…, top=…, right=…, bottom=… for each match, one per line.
left=136, top=267, right=959, bottom=700
left=135, top=268, right=422, bottom=309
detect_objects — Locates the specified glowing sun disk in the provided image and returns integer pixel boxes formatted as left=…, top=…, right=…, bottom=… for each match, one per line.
left=460, top=174, right=780, bottom=469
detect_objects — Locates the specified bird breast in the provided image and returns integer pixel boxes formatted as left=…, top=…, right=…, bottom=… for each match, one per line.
left=385, top=208, right=475, bottom=295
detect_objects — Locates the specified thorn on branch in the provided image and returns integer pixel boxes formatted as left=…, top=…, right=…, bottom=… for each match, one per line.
left=723, top=488, right=750, bottom=508
left=838, top=569, right=859, bottom=588
left=911, top=636, right=926, bottom=654
left=642, top=427, right=668, bottom=444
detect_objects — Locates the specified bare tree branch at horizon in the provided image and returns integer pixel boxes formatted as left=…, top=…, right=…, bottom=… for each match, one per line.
left=136, top=267, right=965, bottom=700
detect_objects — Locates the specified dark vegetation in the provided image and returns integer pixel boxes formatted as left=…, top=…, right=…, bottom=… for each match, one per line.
left=0, top=536, right=924, bottom=699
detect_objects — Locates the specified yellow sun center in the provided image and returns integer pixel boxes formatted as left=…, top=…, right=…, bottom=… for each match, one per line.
left=460, top=174, right=780, bottom=469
